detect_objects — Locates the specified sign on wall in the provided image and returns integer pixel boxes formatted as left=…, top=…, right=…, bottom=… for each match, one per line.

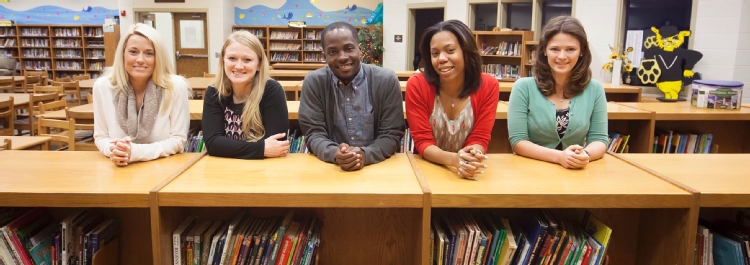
left=235, top=0, right=380, bottom=26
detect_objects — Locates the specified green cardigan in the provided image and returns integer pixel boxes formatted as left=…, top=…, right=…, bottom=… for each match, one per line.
left=508, top=77, right=609, bottom=150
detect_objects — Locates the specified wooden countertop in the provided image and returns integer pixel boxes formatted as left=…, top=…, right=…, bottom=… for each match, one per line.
left=620, top=154, right=750, bottom=207
left=0, top=151, right=201, bottom=207
left=606, top=102, right=652, bottom=120
left=0, top=136, right=50, bottom=150
left=416, top=154, right=691, bottom=208
left=618, top=102, right=750, bottom=120
left=158, top=153, right=424, bottom=208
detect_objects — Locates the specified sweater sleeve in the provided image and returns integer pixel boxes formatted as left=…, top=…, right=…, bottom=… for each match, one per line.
left=586, top=81, right=609, bottom=146
left=404, top=74, right=436, bottom=156
left=299, top=73, right=339, bottom=164
left=93, top=78, right=114, bottom=158
left=507, top=78, right=532, bottom=150
left=464, top=75, right=499, bottom=151
left=360, top=70, right=405, bottom=165
left=128, top=77, right=190, bottom=162
left=202, top=81, right=289, bottom=159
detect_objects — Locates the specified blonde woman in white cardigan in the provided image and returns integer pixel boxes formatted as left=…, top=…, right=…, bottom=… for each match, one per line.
left=93, top=23, right=190, bottom=166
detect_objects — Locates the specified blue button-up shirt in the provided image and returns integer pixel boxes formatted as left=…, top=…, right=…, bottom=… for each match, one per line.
left=330, top=65, right=374, bottom=147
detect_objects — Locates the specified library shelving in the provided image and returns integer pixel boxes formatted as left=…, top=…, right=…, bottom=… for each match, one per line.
left=413, top=153, right=699, bottom=265
left=488, top=101, right=510, bottom=154
left=617, top=102, right=750, bottom=153
left=0, top=151, right=203, bottom=265
left=606, top=102, right=655, bottom=153
left=2, top=24, right=110, bottom=79
left=473, top=31, right=533, bottom=82
left=153, top=153, right=427, bottom=265
left=525, top=40, right=538, bottom=77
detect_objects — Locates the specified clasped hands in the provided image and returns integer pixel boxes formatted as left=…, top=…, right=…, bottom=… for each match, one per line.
left=335, top=143, right=365, bottom=171
left=456, top=146, right=489, bottom=180
left=109, top=137, right=132, bottom=166
left=558, top=144, right=590, bottom=169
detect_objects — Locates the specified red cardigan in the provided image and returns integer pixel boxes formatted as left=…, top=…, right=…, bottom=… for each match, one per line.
left=405, top=73, right=499, bottom=155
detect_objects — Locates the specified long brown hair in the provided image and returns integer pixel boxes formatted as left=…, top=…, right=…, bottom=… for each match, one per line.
left=533, top=16, right=591, bottom=98
left=419, top=20, right=483, bottom=98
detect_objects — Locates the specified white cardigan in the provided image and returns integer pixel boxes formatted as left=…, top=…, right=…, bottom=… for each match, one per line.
left=93, top=76, right=190, bottom=162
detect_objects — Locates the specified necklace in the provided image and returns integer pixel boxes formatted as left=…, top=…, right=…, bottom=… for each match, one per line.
left=657, top=54, right=678, bottom=70
left=450, top=98, right=455, bottom=109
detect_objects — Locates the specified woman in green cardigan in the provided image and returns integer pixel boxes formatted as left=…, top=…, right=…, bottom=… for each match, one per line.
left=508, top=16, right=609, bottom=169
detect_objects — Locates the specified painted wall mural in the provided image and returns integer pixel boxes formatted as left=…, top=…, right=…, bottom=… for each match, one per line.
left=235, top=0, right=380, bottom=26
left=0, top=5, right=118, bottom=24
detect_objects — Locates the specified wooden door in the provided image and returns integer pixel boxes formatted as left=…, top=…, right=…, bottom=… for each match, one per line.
left=173, top=13, right=209, bottom=78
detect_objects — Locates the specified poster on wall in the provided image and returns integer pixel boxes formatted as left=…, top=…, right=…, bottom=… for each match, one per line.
left=235, top=0, right=381, bottom=26
left=0, top=5, right=118, bottom=24
left=180, top=20, right=205, bottom=49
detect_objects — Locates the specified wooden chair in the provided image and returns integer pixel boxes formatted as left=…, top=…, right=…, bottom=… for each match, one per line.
left=38, top=99, right=68, bottom=116
left=0, top=78, right=13, bottom=93
left=54, top=76, right=71, bottom=82
left=86, top=94, right=93, bottom=104
left=73, top=75, right=91, bottom=81
left=0, top=96, right=14, bottom=136
left=37, top=109, right=75, bottom=151
left=0, top=138, right=10, bottom=150
left=25, top=71, right=48, bottom=92
left=52, top=81, right=82, bottom=106
left=67, top=109, right=96, bottom=150
left=14, top=93, right=57, bottom=135
left=33, top=85, right=65, bottom=100
left=203, top=72, right=216, bottom=78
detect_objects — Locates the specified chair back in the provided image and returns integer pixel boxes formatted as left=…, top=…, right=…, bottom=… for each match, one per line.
left=86, top=94, right=93, bottom=104
left=0, top=78, right=13, bottom=93
left=37, top=110, right=75, bottom=151
left=0, top=96, right=14, bottom=136
left=73, top=75, right=90, bottom=81
left=0, top=138, right=10, bottom=150
left=25, top=71, right=47, bottom=89
left=38, top=99, right=68, bottom=115
left=52, top=81, right=82, bottom=105
left=67, top=108, right=94, bottom=130
left=33, top=85, right=64, bottom=98
left=55, top=76, right=71, bottom=82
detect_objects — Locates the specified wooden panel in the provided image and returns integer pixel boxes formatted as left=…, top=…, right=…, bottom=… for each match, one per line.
left=608, top=119, right=654, bottom=153
left=103, top=25, right=119, bottom=67
left=488, top=119, right=511, bottom=153
left=418, top=154, right=692, bottom=208
left=636, top=208, right=697, bottom=265
left=0, top=151, right=201, bottom=207
left=497, top=82, right=642, bottom=102
left=653, top=120, right=750, bottom=153
left=159, top=154, right=424, bottom=208
left=582, top=208, right=640, bottom=265
left=154, top=207, right=421, bottom=265
left=620, top=154, right=750, bottom=207
left=619, top=102, right=750, bottom=120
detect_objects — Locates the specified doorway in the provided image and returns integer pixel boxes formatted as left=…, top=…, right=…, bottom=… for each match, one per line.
left=134, top=12, right=209, bottom=78
left=406, top=4, right=445, bottom=71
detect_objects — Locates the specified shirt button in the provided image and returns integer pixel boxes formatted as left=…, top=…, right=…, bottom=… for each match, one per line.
left=351, top=137, right=354, bottom=140
left=347, top=98, right=350, bottom=101
left=348, top=118, right=352, bottom=121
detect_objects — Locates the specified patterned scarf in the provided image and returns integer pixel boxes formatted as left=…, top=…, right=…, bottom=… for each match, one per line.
left=114, top=81, right=163, bottom=140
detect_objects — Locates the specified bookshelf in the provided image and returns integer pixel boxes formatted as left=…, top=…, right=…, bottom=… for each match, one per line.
left=3, top=24, right=109, bottom=79
left=606, top=102, right=655, bottom=153
left=0, top=151, right=202, bottom=265
left=232, top=25, right=367, bottom=64
left=153, top=153, right=427, bottom=265
left=525, top=40, right=538, bottom=78
left=617, top=102, right=750, bottom=153
left=413, top=154, right=699, bottom=265
left=473, top=31, right=534, bottom=82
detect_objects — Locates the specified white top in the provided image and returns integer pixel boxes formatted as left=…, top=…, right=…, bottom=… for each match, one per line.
left=93, top=76, right=190, bottom=162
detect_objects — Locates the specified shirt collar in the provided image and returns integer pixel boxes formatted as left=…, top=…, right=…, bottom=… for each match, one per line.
left=329, top=64, right=365, bottom=88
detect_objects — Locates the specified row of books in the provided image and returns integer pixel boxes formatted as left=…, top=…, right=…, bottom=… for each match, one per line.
left=400, top=127, right=415, bottom=153
left=55, top=50, right=82, bottom=58
left=302, top=53, right=324, bottom=62
left=607, top=133, right=630, bottom=153
left=20, top=39, right=48, bottom=47
left=696, top=211, right=750, bottom=265
left=303, top=30, right=322, bottom=40
left=527, top=50, right=537, bottom=64
left=53, top=39, right=82, bottom=47
left=0, top=28, right=16, bottom=36
left=22, top=50, right=50, bottom=57
left=482, top=64, right=520, bottom=79
left=56, top=61, right=85, bottom=70
left=23, top=61, right=51, bottom=70
left=83, top=28, right=103, bottom=37
left=430, top=210, right=611, bottom=265
left=0, top=208, right=118, bottom=265
left=20, top=28, right=48, bottom=36
left=270, top=43, right=301, bottom=50
left=173, top=209, right=321, bottom=265
left=2, top=39, right=16, bottom=46
left=653, top=130, right=713, bottom=154
left=270, top=53, right=300, bottom=62
left=480, top=42, right=522, bottom=56
left=286, top=130, right=309, bottom=154
left=53, top=29, right=81, bottom=37
left=269, top=32, right=299, bottom=40
left=303, top=43, right=322, bottom=51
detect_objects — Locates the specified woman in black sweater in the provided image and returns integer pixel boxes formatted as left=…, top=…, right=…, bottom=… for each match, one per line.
left=201, top=31, right=289, bottom=159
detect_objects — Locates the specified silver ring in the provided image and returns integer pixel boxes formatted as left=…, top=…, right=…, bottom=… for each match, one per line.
left=458, top=160, right=464, bottom=166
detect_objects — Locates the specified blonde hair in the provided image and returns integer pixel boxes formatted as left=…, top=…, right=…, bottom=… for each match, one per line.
left=103, top=23, right=186, bottom=113
left=213, top=30, right=270, bottom=142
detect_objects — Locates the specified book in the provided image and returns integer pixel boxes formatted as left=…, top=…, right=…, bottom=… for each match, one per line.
left=581, top=211, right=611, bottom=265
left=200, top=221, right=223, bottom=265
left=219, top=210, right=246, bottom=265
left=173, top=215, right=198, bottom=265
left=267, top=210, right=294, bottom=265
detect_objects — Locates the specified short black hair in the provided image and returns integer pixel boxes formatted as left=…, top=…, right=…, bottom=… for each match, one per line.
left=419, top=20, right=483, bottom=99
left=321, top=22, right=359, bottom=47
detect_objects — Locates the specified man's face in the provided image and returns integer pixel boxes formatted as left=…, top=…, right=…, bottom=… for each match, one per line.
left=323, top=28, right=361, bottom=82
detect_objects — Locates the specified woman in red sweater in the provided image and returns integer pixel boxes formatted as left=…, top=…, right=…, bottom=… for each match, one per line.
left=405, top=20, right=499, bottom=180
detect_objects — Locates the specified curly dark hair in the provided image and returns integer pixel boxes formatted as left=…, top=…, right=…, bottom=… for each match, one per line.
left=534, top=16, right=592, bottom=98
left=418, top=20, right=483, bottom=98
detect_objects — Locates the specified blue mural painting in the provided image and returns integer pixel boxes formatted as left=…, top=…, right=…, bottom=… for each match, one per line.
left=235, top=0, right=375, bottom=26
left=0, top=5, right=118, bottom=24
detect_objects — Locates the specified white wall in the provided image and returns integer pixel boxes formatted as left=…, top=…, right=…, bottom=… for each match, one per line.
left=734, top=1, right=750, bottom=100
left=383, top=0, right=449, bottom=71
left=154, top=13, right=175, bottom=71
left=573, top=0, right=620, bottom=84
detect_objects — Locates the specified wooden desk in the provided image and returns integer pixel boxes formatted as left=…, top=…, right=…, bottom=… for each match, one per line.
left=155, top=154, right=424, bottom=265
left=271, top=62, right=324, bottom=70
left=277, top=80, right=303, bottom=100
left=0, top=151, right=200, bottom=207
left=416, top=154, right=696, bottom=264
left=189, top=99, right=202, bottom=120
left=620, top=154, right=750, bottom=207
left=497, top=82, right=642, bottom=102
left=38, top=103, right=93, bottom=119
left=395, top=70, right=418, bottom=81
left=78, top=78, right=95, bottom=89
left=268, top=69, right=308, bottom=80
left=618, top=102, right=750, bottom=153
left=0, top=136, right=50, bottom=150
left=0, top=93, right=30, bottom=108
